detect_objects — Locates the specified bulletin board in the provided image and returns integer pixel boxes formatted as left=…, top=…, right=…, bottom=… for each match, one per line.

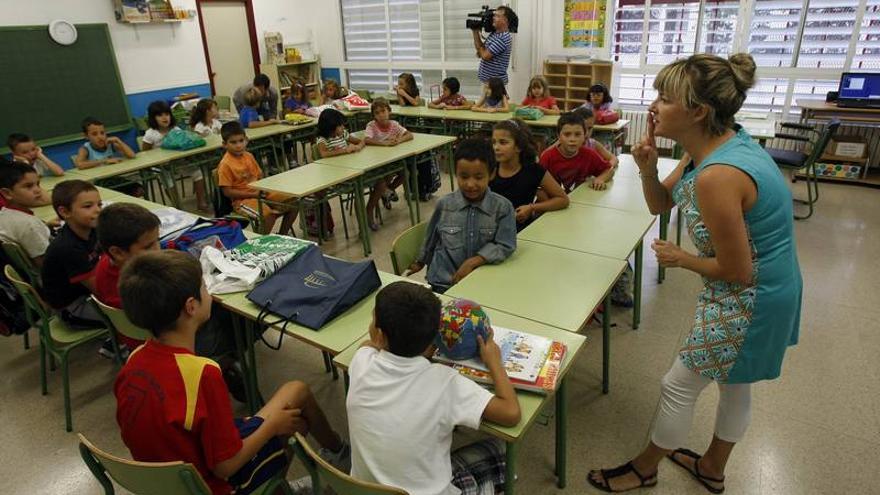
left=563, top=0, right=607, bottom=48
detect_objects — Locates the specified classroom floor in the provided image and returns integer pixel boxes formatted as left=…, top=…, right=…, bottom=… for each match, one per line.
left=1, top=176, right=877, bottom=495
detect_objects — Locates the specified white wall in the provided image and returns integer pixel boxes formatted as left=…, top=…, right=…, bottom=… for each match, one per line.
left=252, top=0, right=345, bottom=65
left=0, top=0, right=209, bottom=94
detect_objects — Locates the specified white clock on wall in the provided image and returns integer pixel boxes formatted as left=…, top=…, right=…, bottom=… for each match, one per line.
left=48, top=20, right=78, bottom=46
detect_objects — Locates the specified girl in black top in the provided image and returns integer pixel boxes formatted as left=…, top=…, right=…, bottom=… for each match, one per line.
left=489, top=119, right=568, bottom=230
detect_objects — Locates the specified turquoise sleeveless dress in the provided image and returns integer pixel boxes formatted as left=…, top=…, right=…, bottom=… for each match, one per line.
left=672, top=126, right=802, bottom=384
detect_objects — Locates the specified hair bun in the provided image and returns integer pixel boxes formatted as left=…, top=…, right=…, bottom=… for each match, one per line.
left=728, top=53, right=756, bottom=92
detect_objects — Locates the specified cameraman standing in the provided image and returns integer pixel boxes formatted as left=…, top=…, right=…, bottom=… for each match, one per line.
left=472, top=6, right=518, bottom=88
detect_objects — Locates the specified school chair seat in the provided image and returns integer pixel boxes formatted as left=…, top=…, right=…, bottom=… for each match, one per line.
left=93, top=296, right=151, bottom=365
left=389, top=221, right=427, bottom=276
left=765, top=118, right=840, bottom=220
left=4, top=265, right=110, bottom=432
left=78, top=433, right=294, bottom=495
left=291, top=432, right=408, bottom=495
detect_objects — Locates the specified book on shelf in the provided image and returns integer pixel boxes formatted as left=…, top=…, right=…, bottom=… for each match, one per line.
left=433, top=326, right=567, bottom=394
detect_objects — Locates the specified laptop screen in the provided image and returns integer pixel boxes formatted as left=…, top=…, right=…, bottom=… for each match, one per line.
left=838, top=73, right=880, bottom=103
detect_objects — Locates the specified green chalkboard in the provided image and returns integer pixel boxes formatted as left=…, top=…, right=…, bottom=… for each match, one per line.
left=0, top=23, right=132, bottom=149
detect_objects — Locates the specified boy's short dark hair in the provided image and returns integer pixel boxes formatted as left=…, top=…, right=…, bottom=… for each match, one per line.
left=370, top=97, right=392, bottom=116
left=453, top=137, right=496, bottom=174
left=375, top=281, right=441, bottom=358
left=253, top=73, right=271, bottom=89
left=221, top=121, right=246, bottom=142
left=81, top=116, right=103, bottom=133
left=0, top=161, right=37, bottom=190
left=572, top=106, right=594, bottom=121
left=6, top=133, right=32, bottom=152
left=97, top=203, right=160, bottom=252
left=442, top=77, right=461, bottom=94
left=557, top=112, right=586, bottom=133
left=52, top=180, right=98, bottom=216
left=119, top=250, right=203, bottom=337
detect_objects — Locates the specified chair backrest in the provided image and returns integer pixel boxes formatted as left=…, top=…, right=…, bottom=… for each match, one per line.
left=805, top=118, right=841, bottom=166
left=78, top=434, right=212, bottom=495
left=93, top=296, right=152, bottom=342
left=1, top=241, right=41, bottom=288
left=389, top=222, right=427, bottom=276
left=292, top=433, right=407, bottom=495
left=215, top=95, right=231, bottom=112
left=4, top=264, right=51, bottom=327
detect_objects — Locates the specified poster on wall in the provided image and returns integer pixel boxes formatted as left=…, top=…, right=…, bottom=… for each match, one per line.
left=563, top=0, right=607, bottom=48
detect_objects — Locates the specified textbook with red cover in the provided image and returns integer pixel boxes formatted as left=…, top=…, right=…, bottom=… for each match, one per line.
left=433, top=326, right=567, bottom=394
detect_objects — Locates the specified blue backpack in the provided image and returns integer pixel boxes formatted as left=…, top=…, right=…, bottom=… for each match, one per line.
left=161, top=218, right=246, bottom=258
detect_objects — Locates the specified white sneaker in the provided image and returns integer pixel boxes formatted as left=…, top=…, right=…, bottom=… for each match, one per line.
left=319, top=441, right=351, bottom=473
left=287, top=475, right=313, bottom=494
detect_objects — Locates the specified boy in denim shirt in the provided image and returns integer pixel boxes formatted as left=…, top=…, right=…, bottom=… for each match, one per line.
left=408, top=138, right=516, bottom=292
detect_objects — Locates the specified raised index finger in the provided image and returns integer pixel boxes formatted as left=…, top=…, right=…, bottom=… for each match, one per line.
left=647, top=112, right=657, bottom=147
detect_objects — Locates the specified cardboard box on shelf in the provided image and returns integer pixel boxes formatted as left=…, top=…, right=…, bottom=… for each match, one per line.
left=828, top=135, right=867, bottom=158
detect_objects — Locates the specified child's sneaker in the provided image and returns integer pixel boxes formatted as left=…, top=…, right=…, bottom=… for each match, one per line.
left=319, top=441, right=351, bottom=473
left=99, top=339, right=129, bottom=360
left=381, top=191, right=393, bottom=210
left=287, top=476, right=313, bottom=495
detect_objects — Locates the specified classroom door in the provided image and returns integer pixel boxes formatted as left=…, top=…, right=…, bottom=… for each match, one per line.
left=197, top=1, right=259, bottom=99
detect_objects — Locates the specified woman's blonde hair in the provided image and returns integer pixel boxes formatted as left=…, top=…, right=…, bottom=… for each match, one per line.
left=653, top=53, right=756, bottom=136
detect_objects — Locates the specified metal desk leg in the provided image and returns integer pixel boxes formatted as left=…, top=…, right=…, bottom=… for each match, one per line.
left=231, top=316, right=259, bottom=415
left=409, top=157, right=421, bottom=223
left=446, top=142, right=455, bottom=192
left=603, top=293, right=611, bottom=394
left=657, top=211, right=669, bottom=283
left=353, top=178, right=371, bottom=256
left=555, top=378, right=568, bottom=488
left=633, top=240, right=643, bottom=330
left=402, top=162, right=417, bottom=226
left=159, top=168, right=182, bottom=208
left=505, top=441, right=518, bottom=495
left=244, top=320, right=263, bottom=410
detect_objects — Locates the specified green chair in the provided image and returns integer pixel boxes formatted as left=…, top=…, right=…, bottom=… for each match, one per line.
left=1, top=241, right=37, bottom=349
left=215, top=95, right=232, bottom=112
left=389, top=222, right=427, bottom=275
left=78, top=433, right=294, bottom=495
left=291, top=432, right=407, bottom=495
left=4, top=265, right=109, bottom=432
left=93, top=296, right=151, bottom=365
left=211, top=169, right=260, bottom=233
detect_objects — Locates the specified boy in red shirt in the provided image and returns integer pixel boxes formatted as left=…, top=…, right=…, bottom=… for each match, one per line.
left=115, top=250, right=349, bottom=494
left=539, top=112, right=614, bottom=193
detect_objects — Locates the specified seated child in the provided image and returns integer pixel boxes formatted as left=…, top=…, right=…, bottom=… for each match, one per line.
left=142, top=100, right=209, bottom=211
left=283, top=81, right=312, bottom=116
left=408, top=138, right=516, bottom=293
left=239, top=88, right=280, bottom=129
left=363, top=98, right=412, bottom=230
left=489, top=119, right=568, bottom=231
left=189, top=98, right=223, bottom=137
left=395, top=72, right=422, bottom=106
left=521, top=75, right=560, bottom=115
left=115, top=250, right=349, bottom=495
left=572, top=106, right=620, bottom=168
left=7, top=133, right=65, bottom=177
left=321, top=79, right=349, bottom=105
left=346, top=281, right=520, bottom=494
left=539, top=112, right=613, bottom=193
left=583, top=83, right=614, bottom=113
left=0, top=162, right=51, bottom=267
left=472, top=77, right=510, bottom=113
left=312, top=108, right=365, bottom=236
left=428, top=77, right=471, bottom=110
left=40, top=180, right=105, bottom=331
left=217, top=122, right=296, bottom=235
left=74, top=117, right=137, bottom=170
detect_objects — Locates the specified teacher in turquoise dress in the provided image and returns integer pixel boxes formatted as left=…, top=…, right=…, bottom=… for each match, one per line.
left=587, top=53, right=803, bottom=493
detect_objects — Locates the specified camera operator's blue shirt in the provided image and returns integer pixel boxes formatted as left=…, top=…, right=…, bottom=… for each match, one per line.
left=478, top=31, right=512, bottom=84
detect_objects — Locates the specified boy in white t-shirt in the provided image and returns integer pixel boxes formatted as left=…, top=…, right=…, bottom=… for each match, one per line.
left=0, top=161, right=52, bottom=267
left=346, top=281, right=521, bottom=495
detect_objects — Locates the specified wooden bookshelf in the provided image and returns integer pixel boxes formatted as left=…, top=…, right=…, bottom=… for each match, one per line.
left=543, top=60, right=613, bottom=111
left=260, top=57, right=322, bottom=115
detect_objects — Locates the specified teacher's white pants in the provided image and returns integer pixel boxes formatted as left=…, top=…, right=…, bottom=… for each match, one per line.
left=651, top=359, right=752, bottom=449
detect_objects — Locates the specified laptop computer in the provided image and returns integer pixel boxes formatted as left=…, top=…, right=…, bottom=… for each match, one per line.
left=836, top=72, right=880, bottom=108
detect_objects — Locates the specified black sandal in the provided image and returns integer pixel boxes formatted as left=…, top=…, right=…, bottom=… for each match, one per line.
left=587, top=461, right=658, bottom=493
left=667, top=448, right=725, bottom=494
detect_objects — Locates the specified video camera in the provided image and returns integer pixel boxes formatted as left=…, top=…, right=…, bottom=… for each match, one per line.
left=466, top=5, right=518, bottom=33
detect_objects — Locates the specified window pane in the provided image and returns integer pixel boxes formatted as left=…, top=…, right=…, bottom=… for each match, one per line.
left=749, top=0, right=803, bottom=68
left=342, top=0, right=390, bottom=61
left=797, top=0, right=857, bottom=69
left=645, top=0, right=700, bottom=65
left=612, top=1, right=646, bottom=68
left=789, top=78, right=839, bottom=113
left=699, top=0, right=738, bottom=56
left=389, top=0, right=422, bottom=61
left=444, top=70, right=484, bottom=100
left=393, top=69, right=443, bottom=96
left=348, top=69, right=391, bottom=93
left=617, top=73, right=657, bottom=108
left=741, top=77, right=789, bottom=115
left=853, top=0, right=880, bottom=70
left=444, top=0, right=497, bottom=61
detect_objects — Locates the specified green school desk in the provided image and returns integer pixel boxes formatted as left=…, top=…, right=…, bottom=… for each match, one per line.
left=332, top=304, right=587, bottom=494
left=36, top=170, right=91, bottom=192
left=249, top=163, right=368, bottom=255
left=519, top=203, right=656, bottom=329
left=446, top=239, right=625, bottom=393
left=213, top=271, right=414, bottom=414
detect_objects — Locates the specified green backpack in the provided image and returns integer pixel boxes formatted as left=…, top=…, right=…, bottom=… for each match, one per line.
left=514, top=106, right=545, bottom=120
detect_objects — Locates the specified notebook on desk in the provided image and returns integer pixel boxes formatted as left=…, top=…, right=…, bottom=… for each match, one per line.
left=836, top=72, right=880, bottom=108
